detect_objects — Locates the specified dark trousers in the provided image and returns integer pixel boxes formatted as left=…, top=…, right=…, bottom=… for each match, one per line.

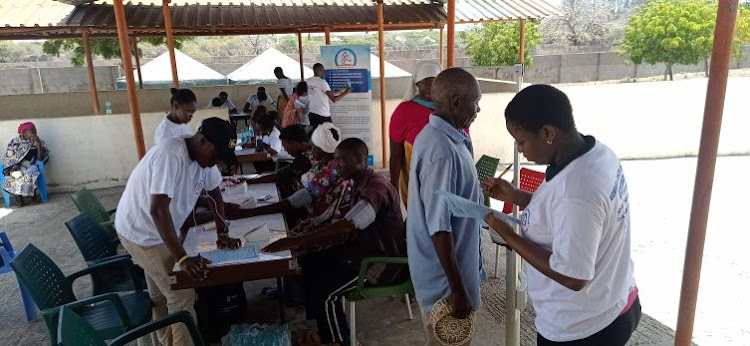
left=301, top=251, right=358, bottom=344
left=537, top=297, right=642, bottom=346
left=309, top=112, right=332, bottom=130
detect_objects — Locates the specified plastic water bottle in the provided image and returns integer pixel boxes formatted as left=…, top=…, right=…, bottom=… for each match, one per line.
left=105, top=101, right=112, bottom=115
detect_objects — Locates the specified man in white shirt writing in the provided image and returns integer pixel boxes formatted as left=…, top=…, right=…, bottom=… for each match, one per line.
left=115, top=117, right=242, bottom=346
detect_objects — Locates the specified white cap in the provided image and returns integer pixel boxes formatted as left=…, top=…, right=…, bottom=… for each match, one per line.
left=403, top=60, right=442, bottom=101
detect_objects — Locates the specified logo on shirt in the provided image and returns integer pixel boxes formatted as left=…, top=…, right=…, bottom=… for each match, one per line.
left=520, top=210, right=530, bottom=232
left=335, top=48, right=357, bottom=67
left=194, top=180, right=205, bottom=195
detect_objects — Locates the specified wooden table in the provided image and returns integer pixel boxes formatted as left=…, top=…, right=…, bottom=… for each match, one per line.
left=236, top=148, right=272, bottom=164
left=168, top=183, right=295, bottom=290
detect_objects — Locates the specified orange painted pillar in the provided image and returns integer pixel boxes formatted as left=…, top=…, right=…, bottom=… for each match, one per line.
left=132, top=37, right=143, bottom=89
left=298, top=32, right=304, bottom=79
left=82, top=30, right=100, bottom=115
left=162, top=0, right=179, bottom=88
left=114, top=0, right=146, bottom=158
left=675, top=0, right=739, bottom=344
left=324, top=27, right=331, bottom=45
left=447, top=0, right=455, bottom=68
left=377, top=0, right=387, bottom=168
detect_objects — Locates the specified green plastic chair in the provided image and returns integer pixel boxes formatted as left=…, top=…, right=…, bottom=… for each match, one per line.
left=475, top=155, right=500, bottom=207
left=9, top=244, right=151, bottom=344
left=57, top=307, right=203, bottom=346
left=70, top=188, right=118, bottom=241
left=344, top=257, right=414, bottom=346
left=65, top=212, right=146, bottom=295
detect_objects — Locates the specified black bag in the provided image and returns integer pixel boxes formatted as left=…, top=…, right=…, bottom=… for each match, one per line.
left=195, top=283, right=248, bottom=343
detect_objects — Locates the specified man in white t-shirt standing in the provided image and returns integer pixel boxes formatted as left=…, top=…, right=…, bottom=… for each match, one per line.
left=306, top=63, right=352, bottom=129
left=116, top=117, right=242, bottom=346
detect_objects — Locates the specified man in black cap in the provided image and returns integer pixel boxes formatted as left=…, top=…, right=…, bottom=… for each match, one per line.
left=115, top=117, right=242, bottom=346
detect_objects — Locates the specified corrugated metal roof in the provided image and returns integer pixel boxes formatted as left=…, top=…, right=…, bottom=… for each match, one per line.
left=2, top=0, right=562, bottom=39
left=62, top=2, right=446, bottom=28
left=455, top=0, right=564, bottom=23
left=56, top=1, right=438, bottom=6
left=0, top=1, right=73, bottom=27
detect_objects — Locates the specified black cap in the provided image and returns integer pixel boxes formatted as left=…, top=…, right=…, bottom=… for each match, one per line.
left=199, top=117, right=238, bottom=166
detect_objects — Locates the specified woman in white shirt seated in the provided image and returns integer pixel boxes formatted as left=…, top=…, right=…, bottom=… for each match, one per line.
left=154, top=88, right=197, bottom=145
left=484, top=84, right=640, bottom=346
left=254, top=111, right=286, bottom=156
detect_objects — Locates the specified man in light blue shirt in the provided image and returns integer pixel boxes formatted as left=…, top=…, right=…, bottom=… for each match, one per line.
left=407, top=68, right=485, bottom=344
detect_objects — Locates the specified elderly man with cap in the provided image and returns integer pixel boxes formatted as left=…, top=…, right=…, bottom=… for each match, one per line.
left=115, top=117, right=242, bottom=346
left=240, top=122, right=350, bottom=223
left=406, top=68, right=484, bottom=345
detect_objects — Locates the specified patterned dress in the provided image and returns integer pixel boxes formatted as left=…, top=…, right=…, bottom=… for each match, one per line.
left=3, top=136, right=48, bottom=197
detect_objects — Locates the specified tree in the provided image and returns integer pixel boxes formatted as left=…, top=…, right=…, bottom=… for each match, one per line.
left=42, top=37, right=192, bottom=66
left=734, top=4, right=750, bottom=61
left=619, top=0, right=716, bottom=81
left=461, top=21, right=541, bottom=79
left=540, top=0, right=621, bottom=46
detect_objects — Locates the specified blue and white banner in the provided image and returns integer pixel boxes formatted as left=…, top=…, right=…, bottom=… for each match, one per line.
left=320, top=45, right=373, bottom=154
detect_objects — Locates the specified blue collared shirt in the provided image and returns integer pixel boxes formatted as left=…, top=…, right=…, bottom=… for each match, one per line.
left=407, top=115, right=485, bottom=311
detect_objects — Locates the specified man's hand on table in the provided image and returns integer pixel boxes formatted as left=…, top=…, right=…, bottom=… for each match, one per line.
left=179, top=256, right=212, bottom=281
left=217, top=234, right=242, bottom=249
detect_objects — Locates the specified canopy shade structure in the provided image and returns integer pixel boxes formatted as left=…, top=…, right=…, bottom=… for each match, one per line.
left=1, top=0, right=563, bottom=40
left=227, top=47, right=313, bottom=85
left=116, top=48, right=227, bottom=89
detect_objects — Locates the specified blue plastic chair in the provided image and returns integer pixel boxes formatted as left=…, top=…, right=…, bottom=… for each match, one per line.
left=2, top=161, right=48, bottom=208
left=0, top=231, right=37, bottom=322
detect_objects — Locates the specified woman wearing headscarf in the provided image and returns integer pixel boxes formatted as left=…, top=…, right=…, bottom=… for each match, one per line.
left=3, top=122, right=49, bottom=206
left=388, top=61, right=442, bottom=207
left=239, top=122, right=351, bottom=223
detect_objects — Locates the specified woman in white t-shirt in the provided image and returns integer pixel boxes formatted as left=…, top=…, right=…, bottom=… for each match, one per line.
left=154, top=88, right=197, bottom=145
left=484, top=85, right=640, bottom=345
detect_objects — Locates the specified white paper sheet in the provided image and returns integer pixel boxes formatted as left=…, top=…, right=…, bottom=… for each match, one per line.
left=433, top=190, right=521, bottom=226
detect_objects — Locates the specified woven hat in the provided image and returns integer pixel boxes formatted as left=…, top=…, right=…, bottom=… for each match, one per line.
left=429, top=298, right=476, bottom=346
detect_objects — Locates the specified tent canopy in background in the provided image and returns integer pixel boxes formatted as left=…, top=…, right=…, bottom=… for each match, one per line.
left=116, top=49, right=228, bottom=89
left=228, top=48, right=313, bottom=85
left=369, top=54, right=411, bottom=79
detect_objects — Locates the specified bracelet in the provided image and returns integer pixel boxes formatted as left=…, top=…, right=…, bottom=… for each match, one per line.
left=177, top=254, right=190, bottom=266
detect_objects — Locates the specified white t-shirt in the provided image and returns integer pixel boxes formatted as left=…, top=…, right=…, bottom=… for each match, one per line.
left=207, top=99, right=236, bottom=111
left=294, top=96, right=311, bottom=126
left=154, top=116, right=194, bottom=145
left=115, top=138, right=222, bottom=246
left=277, top=78, right=293, bottom=97
left=520, top=140, right=636, bottom=342
left=261, top=127, right=286, bottom=156
left=306, top=76, right=332, bottom=117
